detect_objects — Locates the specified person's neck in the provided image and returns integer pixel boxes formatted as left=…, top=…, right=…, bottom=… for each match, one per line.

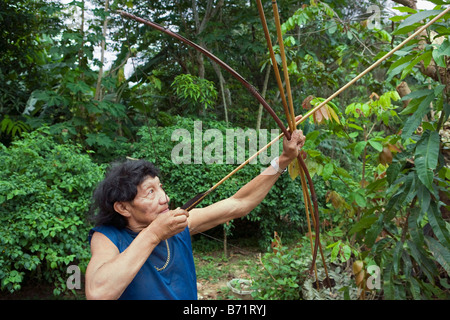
left=125, top=220, right=148, bottom=233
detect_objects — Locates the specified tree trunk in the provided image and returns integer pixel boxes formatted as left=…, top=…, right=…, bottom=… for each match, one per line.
left=396, top=81, right=411, bottom=107
left=212, top=61, right=229, bottom=125
left=95, top=0, right=109, bottom=101
left=256, top=64, right=271, bottom=131
left=191, top=0, right=224, bottom=78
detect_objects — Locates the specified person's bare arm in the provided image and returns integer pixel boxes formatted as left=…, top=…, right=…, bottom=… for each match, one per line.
left=85, top=208, right=188, bottom=300
left=187, top=128, right=305, bottom=235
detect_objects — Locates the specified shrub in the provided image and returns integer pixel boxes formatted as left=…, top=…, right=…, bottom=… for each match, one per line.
left=0, top=127, right=104, bottom=294
left=249, top=235, right=311, bottom=300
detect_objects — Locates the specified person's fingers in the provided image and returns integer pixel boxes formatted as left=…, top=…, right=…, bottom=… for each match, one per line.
left=173, top=207, right=189, bottom=218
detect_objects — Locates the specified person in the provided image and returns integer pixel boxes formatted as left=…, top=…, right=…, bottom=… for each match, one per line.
left=85, top=123, right=306, bottom=300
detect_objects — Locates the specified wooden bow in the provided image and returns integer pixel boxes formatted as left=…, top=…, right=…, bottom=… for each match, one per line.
left=256, top=0, right=327, bottom=286
left=117, top=4, right=450, bottom=288
left=117, top=8, right=324, bottom=280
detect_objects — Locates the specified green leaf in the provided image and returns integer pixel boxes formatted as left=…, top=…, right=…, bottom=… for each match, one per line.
left=354, top=141, right=367, bottom=157
left=401, top=94, right=435, bottom=140
left=417, top=184, right=431, bottom=216
left=368, top=140, right=383, bottom=152
left=400, top=89, right=434, bottom=115
left=392, top=6, right=417, bottom=14
left=66, top=81, right=92, bottom=95
left=424, top=236, right=450, bottom=276
left=400, top=51, right=433, bottom=79
left=347, top=123, right=363, bottom=131
left=392, top=240, right=404, bottom=274
left=386, top=162, right=402, bottom=185
left=382, top=263, right=397, bottom=299
left=322, top=163, right=333, bottom=180
left=432, top=38, right=450, bottom=67
left=331, top=241, right=341, bottom=262
left=408, top=208, right=424, bottom=246
left=409, top=277, right=423, bottom=300
left=414, top=130, right=440, bottom=191
left=407, top=240, right=439, bottom=283
left=349, top=214, right=378, bottom=234
left=341, top=245, right=352, bottom=262
left=385, top=172, right=416, bottom=220
left=353, top=192, right=367, bottom=207
left=401, top=89, right=434, bottom=101
left=365, top=215, right=384, bottom=248
left=427, top=201, right=450, bottom=246
left=395, top=10, right=443, bottom=34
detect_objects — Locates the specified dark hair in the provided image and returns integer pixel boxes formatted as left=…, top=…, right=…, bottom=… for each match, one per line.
left=89, top=159, right=160, bottom=229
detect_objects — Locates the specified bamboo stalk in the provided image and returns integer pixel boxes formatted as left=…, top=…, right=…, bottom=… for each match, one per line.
left=268, top=0, right=324, bottom=280
left=272, top=0, right=296, bottom=131
left=256, top=0, right=292, bottom=130
left=299, top=166, right=320, bottom=289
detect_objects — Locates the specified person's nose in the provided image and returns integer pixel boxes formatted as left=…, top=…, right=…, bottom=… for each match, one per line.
left=159, top=188, right=170, bottom=205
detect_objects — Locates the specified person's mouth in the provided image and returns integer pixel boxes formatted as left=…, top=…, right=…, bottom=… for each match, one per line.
left=160, top=208, right=169, bottom=214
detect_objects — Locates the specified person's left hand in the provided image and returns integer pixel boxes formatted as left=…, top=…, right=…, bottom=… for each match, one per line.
left=281, top=115, right=306, bottom=161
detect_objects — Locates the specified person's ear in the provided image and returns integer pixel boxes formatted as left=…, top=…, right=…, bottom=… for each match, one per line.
left=113, top=201, right=132, bottom=218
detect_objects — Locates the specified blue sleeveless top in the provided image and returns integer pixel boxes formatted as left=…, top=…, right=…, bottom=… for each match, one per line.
left=89, top=225, right=197, bottom=300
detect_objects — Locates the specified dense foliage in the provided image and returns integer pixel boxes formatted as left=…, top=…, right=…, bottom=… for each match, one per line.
left=0, top=128, right=104, bottom=294
left=1, top=0, right=449, bottom=299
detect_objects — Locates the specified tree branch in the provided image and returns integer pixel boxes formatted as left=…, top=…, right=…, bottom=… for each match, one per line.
left=392, top=0, right=417, bottom=9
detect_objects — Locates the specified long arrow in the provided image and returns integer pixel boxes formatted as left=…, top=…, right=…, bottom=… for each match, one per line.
left=117, top=5, right=450, bottom=209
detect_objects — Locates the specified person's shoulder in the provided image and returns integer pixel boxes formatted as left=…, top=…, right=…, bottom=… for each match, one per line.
left=89, top=225, right=122, bottom=245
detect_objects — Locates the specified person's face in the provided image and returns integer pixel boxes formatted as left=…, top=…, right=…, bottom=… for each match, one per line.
left=115, top=176, right=170, bottom=231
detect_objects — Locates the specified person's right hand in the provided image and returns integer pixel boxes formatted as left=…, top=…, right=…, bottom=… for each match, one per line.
left=147, top=207, right=189, bottom=242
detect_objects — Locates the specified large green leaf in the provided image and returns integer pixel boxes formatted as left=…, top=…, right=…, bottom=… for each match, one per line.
left=400, top=51, right=433, bottom=80
left=401, top=94, right=435, bottom=140
left=432, top=38, right=450, bottom=67
left=408, top=207, right=424, bottom=246
left=416, top=183, right=431, bottom=216
left=414, top=130, right=440, bottom=191
left=365, top=215, right=384, bottom=248
left=407, top=240, right=439, bottom=283
left=385, top=172, right=416, bottom=220
left=425, top=236, right=450, bottom=276
left=349, top=214, right=378, bottom=234
left=427, top=201, right=450, bottom=247
left=386, top=162, right=402, bottom=185
left=386, top=55, right=413, bottom=80
left=392, top=240, right=404, bottom=274
left=394, top=10, right=443, bottom=35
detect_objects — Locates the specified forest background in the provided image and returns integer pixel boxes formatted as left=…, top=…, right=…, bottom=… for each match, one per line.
left=1, top=0, right=449, bottom=300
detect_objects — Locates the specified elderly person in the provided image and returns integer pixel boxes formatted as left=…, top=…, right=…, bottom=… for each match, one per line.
left=85, top=128, right=305, bottom=300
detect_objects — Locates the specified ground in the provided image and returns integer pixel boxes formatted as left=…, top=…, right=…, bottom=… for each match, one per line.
left=194, top=245, right=260, bottom=300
